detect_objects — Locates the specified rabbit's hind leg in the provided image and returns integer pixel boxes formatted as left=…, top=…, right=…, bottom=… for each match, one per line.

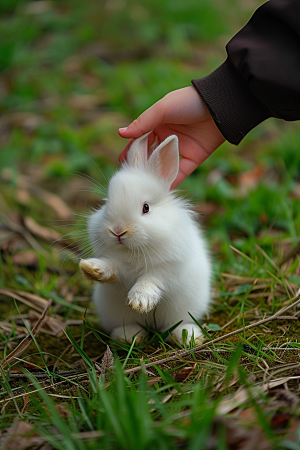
left=167, top=323, right=205, bottom=346
left=111, top=325, right=147, bottom=346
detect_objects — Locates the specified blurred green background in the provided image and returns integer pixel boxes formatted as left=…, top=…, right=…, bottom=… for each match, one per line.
left=1, top=0, right=300, bottom=271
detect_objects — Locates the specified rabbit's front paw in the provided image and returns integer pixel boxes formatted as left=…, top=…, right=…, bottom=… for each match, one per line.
left=127, top=280, right=161, bottom=314
left=79, top=258, right=116, bottom=283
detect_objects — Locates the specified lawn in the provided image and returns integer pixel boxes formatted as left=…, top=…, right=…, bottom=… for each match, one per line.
left=1, top=0, right=300, bottom=449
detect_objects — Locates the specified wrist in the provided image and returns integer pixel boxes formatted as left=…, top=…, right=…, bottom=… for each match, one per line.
left=192, top=59, right=270, bottom=145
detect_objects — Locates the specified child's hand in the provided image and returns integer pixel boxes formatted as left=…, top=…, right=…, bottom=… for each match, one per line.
left=118, top=86, right=225, bottom=188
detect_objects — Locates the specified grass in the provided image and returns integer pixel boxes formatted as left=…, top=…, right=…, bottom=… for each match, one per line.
left=1, top=0, right=300, bottom=448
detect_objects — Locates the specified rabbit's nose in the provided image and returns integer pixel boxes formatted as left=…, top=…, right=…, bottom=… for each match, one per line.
left=111, top=225, right=127, bottom=237
left=109, top=227, right=128, bottom=244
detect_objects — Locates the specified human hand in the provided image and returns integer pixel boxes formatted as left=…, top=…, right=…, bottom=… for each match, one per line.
left=118, top=86, right=225, bottom=188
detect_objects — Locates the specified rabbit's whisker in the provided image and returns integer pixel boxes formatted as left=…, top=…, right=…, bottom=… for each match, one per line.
left=141, top=243, right=154, bottom=269
left=46, top=222, right=87, bottom=227
left=76, top=171, right=107, bottom=190
left=73, top=212, right=92, bottom=219
left=84, top=154, right=109, bottom=186
left=49, top=230, right=90, bottom=248
left=74, top=172, right=107, bottom=195
left=57, top=237, right=94, bottom=256
left=145, top=242, right=165, bottom=265
left=139, top=244, right=148, bottom=273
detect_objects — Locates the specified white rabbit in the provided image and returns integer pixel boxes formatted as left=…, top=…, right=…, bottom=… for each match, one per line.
left=79, top=132, right=211, bottom=345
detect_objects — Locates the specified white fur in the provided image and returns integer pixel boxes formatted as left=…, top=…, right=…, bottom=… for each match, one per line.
left=80, top=133, right=211, bottom=345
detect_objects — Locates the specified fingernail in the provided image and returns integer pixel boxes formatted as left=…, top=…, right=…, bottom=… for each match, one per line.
left=119, top=127, right=127, bottom=132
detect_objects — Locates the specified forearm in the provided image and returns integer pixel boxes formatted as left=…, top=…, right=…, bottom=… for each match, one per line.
left=192, top=0, right=300, bottom=144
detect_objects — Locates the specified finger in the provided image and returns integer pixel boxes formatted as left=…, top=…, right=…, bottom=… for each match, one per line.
left=118, top=101, right=165, bottom=139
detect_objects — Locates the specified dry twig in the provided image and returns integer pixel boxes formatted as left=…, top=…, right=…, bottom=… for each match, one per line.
left=0, top=288, right=47, bottom=312
left=2, top=299, right=53, bottom=367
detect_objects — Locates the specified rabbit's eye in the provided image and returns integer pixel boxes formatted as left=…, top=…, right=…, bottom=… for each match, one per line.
left=142, top=203, right=150, bottom=214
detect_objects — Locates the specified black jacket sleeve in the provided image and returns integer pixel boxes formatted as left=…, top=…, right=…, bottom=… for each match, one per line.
left=192, top=0, right=300, bottom=145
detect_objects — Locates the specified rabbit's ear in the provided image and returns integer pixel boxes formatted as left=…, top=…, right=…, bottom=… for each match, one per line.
left=148, top=135, right=179, bottom=187
left=126, top=131, right=152, bottom=168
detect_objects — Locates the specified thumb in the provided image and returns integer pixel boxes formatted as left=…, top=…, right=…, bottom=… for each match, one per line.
left=118, top=101, right=164, bottom=138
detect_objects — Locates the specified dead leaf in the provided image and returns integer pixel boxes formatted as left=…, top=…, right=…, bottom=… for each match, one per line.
left=16, top=188, right=31, bottom=205
left=238, top=407, right=257, bottom=424
left=36, top=189, right=73, bottom=220
left=0, top=321, right=27, bottom=335
left=0, top=210, right=49, bottom=257
left=147, top=376, right=162, bottom=386
left=12, top=251, right=39, bottom=267
left=217, top=388, right=250, bottom=415
left=29, top=310, right=65, bottom=337
left=193, top=202, right=225, bottom=222
left=280, top=240, right=300, bottom=267
left=23, top=216, right=61, bottom=242
left=0, top=288, right=48, bottom=311
left=24, top=1, right=53, bottom=14
left=173, top=366, right=194, bottom=382
left=217, top=377, right=293, bottom=415
left=238, top=165, right=265, bottom=196
left=161, top=388, right=178, bottom=404
left=95, top=345, right=114, bottom=380
left=55, top=404, right=71, bottom=419
left=217, top=417, right=272, bottom=450
left=263, top=377, right=294, bottom=390
left=16, top=176, right=73, bottom=221
left=21, top=395, right=29, bottom=414
left=293, top=183, right=300, bottom=199
left=0, top=227, right=21, bottom=252
left=271, top=411, right=291, bottom=430
left=0, top=420, right=44, bottom=450
left=206, top=168, right=224, bottom=185
left=71, top=430, right=104, bottom=441
left=58, top=282, right=78, bottom=303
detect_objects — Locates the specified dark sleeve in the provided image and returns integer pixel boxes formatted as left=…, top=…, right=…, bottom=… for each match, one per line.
left=192, top=0, right=300, bottom=145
